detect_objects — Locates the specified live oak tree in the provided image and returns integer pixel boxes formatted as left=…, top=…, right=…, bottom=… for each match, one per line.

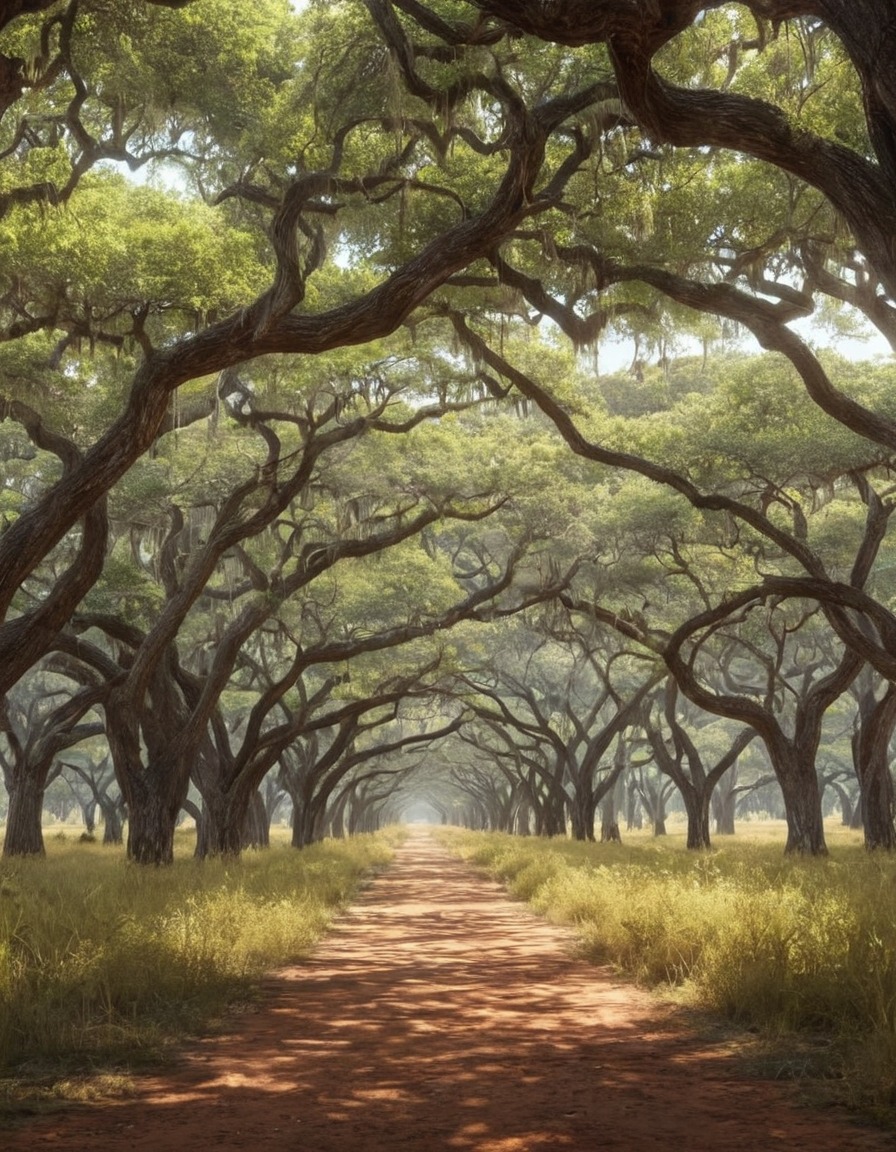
left=446, top=753, right=521, bottom=832
left=0, top=663, right=104, bottom=855
left=454, top=606, right=659, bottom=840
left=64, top=385, right=559, bottom=860
left=61, top=749, right=126, bottom=844
left=276, top=685, right=464, bottom=848
left=2, top=0, right=896, bottom=854
left=0, top=0, right=605, bottom=698
left=384, top=750, right=482, bottom=828
left=466, top=0, right=896, bottom=293
left=642, top=680, right=757, bottom=850
left=666, top=599, right=863, bottom=854
left=711, top=740, right=778, bottom=835
left=848, top=665, right=896, bottom=849
left=456, top=710, right=565, bottom=834
left=527, top=357, right=896, bottom=853
left=442, top=1, right=896, bottom=843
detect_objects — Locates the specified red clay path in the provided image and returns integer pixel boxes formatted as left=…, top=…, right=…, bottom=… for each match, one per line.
left=3, top=830, right=890, bottom=1151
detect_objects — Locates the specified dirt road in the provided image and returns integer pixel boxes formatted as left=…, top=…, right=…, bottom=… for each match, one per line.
left=3, top=831, right=889, bottom=1150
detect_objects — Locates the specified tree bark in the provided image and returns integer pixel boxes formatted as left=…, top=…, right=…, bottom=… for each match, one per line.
left=625, top=777, right=642, bottom=830
left=100, top=798, right=124, bottom=845
left=241, top=790, right=269, bottom=850
left=192, top=777, right=258, bottom=859
left=568, top=776, right=596, bottom=841
left=713, top=782, right=737, bottom=836
left=327, top=789, right=349, bottom=840
left=125, top=784, right=178, bottom=865
left=109, top=727, right=188, bottom=864
left=290, top=792, right=316, bottom=849
left=859, top=763, right=896, bottom=851
left=2, top=764, right=46, bottom=856
left=80, top=799, right=96, bottom=834
left=680, top=784, right=712, bottom=851
left=852, top=681, right=896, bottom=850
left=774, top=747, right=828, bottom=855
left=540, top=773, right=568, bottom=836
left=599, top=788, right=621, bottom=843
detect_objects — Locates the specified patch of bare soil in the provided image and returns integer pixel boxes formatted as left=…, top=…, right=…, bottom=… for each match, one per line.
left=3, top=831, right=890, bottom=1150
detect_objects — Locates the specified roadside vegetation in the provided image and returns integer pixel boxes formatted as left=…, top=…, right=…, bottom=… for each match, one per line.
left=0, top=829, right=401, bottom=1108
left=441, top=825, right=896, bottom=1121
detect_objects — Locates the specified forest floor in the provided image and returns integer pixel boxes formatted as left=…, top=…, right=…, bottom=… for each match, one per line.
left=2, top=829, right=891, bottom=1151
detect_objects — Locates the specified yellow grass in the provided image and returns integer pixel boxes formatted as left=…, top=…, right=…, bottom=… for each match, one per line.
left=439, top=822, right=896, bottom=1122
left=0, top=827, right=402, bottom=1106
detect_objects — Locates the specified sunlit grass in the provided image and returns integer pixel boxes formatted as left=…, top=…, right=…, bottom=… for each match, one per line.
left=439, top=823, right=896, bottom=1122
left=0, top=827, right=402, bottom=1107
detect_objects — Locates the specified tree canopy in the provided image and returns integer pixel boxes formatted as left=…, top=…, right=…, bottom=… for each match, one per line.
left=0, top=0, right=895, bottom=859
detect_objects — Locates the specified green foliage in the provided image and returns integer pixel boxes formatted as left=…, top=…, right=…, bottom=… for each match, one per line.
left=626, top=352, right=881, bottom=485
left=1, top=172, right=267, bottom=328
left=333, top=539, right=463, bottom=632
left=80, top=547, right=164, bottom=624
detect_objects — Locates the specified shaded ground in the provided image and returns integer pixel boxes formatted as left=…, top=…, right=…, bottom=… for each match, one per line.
left=3, top=830, right=890, bottom=1150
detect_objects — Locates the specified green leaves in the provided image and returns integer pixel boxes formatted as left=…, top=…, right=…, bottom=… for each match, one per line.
left=3, top=172, right=267, bottom=323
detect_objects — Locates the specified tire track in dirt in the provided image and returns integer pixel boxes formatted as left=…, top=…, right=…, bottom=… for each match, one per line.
left=3, top=830, right=889, bottom=1151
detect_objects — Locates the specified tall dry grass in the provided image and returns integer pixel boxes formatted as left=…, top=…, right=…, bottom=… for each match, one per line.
left=440, top=826, right=896, bottom=1121
left=0, top=829, right=400, bottom=1092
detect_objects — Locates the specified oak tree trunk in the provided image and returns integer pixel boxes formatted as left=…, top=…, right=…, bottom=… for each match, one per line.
left=291, top=794, right=315, bottom=849
left=126, top=787, right=178, bottom=865
left=860, top=767, right=896, bottom=851
left=599, top=789, right=621, bottom=843
left=100, top=799, right=124, bottom=845
left=2, top=766, right=46, bottom=856
left=569, top=777, right=596, bottom=842
left=853, top=682, right=896, bottom=850
left=241, top=790, right=270, bottom=849
left=681, top=786, right=712, bottom=851
left=774, top=749, right=827, bottom=855
left=712, top=786, right=736, bottom=836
